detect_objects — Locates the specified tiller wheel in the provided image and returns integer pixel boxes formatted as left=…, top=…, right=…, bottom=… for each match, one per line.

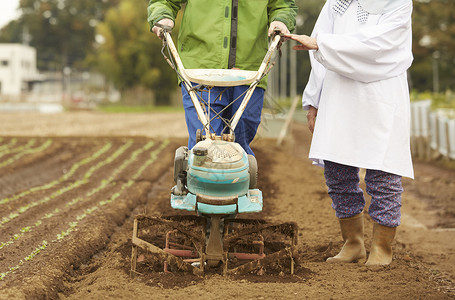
left=222, top=218, right=298, bottom=275
left=130, top=215, right=206, bottom=276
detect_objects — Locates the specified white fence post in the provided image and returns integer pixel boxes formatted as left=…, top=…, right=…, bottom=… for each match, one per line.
left=429, top=111, right=438, bottom=152
left=448, top=119, right=455, bottom=160
left=437, top=113, right=448, bottom=157
left=410, top=100, right=455, bottom=160
left=410, top=100, right=431, bottom=159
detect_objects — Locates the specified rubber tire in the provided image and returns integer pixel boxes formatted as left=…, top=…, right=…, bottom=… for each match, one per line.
left=196, top=129, right=203, bottom=143
left=248, top=154, right=258, bottom=189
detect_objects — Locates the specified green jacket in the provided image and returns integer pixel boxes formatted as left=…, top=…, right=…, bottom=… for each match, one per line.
left=147, top=0, right=297, bottom=89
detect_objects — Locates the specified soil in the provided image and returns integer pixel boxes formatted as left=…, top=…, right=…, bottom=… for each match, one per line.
left=0, top=111, right=454, bottom=300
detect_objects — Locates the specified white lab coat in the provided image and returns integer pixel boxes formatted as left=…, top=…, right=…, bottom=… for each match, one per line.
left=302, top=0, right=414, bottom=178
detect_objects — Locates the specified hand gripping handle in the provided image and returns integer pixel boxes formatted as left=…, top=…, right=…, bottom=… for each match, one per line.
left=155, top=22, right=173, bottom=39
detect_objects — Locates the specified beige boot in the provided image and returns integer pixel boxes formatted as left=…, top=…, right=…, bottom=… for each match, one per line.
left=365, top=222, right=396, bottom=266
left=327, top=212, right=367, bottom=263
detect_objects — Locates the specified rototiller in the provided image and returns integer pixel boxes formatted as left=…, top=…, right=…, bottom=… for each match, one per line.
left=131, top=26, right=298, bottom=276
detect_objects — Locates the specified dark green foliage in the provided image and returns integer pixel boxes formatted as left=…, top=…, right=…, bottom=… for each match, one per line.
left=89, top=0, right=178, bottom=104
left=411, top=0, right=455, bottom=92
left=2, top=0, right=119, bottom=70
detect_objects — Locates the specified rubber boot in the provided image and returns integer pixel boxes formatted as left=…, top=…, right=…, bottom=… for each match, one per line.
left=327, top=212, right=367, bottom=263
left=365, top=222, right=396, bottom=266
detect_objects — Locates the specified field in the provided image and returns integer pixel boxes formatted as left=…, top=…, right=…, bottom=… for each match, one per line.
left=0, top=111, right=454, bottom=299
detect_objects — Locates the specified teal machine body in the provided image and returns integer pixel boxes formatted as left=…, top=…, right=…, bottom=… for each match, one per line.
left=171, top=139, right=262, bottom=215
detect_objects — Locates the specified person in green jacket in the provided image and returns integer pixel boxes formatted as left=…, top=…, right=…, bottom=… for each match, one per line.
left=148, top=0, right=297, bottom=155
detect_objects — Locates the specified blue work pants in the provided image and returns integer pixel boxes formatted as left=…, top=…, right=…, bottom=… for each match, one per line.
left=181, top=84, right=264, bottom=155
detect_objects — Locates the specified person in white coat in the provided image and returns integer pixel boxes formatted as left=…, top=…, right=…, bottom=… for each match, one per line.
left=284, top=0, right=413, bottom=266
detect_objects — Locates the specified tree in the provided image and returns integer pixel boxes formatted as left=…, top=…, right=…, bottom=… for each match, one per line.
left=9, top=0, right=119, bottom=70
left=90, top=0, right=178, bottom=105
left=411, top=0, right=455, bottom=92
left=0, top=20, right=23, bottom=44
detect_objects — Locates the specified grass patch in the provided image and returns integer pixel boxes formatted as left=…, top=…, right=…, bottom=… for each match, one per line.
left=411, top=90, right=455, bottom=110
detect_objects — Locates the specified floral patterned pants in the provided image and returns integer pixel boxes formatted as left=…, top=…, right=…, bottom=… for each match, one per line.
left=323, top=160, right=403, bottom=227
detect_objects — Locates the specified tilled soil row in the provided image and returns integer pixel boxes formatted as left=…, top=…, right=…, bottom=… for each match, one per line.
left=0, top=138, right=151, bottom=250
left=0, top=137, right=118, bottom=201
left=0, top=137, right=67, bottom=199
left=0, top=137, right=176, bottom=299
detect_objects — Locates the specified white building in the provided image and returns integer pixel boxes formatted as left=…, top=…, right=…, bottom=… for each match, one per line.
left=0, top=44, right=43, bottom=100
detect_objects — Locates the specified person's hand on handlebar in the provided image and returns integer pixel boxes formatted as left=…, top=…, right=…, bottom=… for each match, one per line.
left=282, top=33, right=318, bottom=50
left=268, top=21, right=289, bottom=37
left=152, top=18, right=174, bottom=39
